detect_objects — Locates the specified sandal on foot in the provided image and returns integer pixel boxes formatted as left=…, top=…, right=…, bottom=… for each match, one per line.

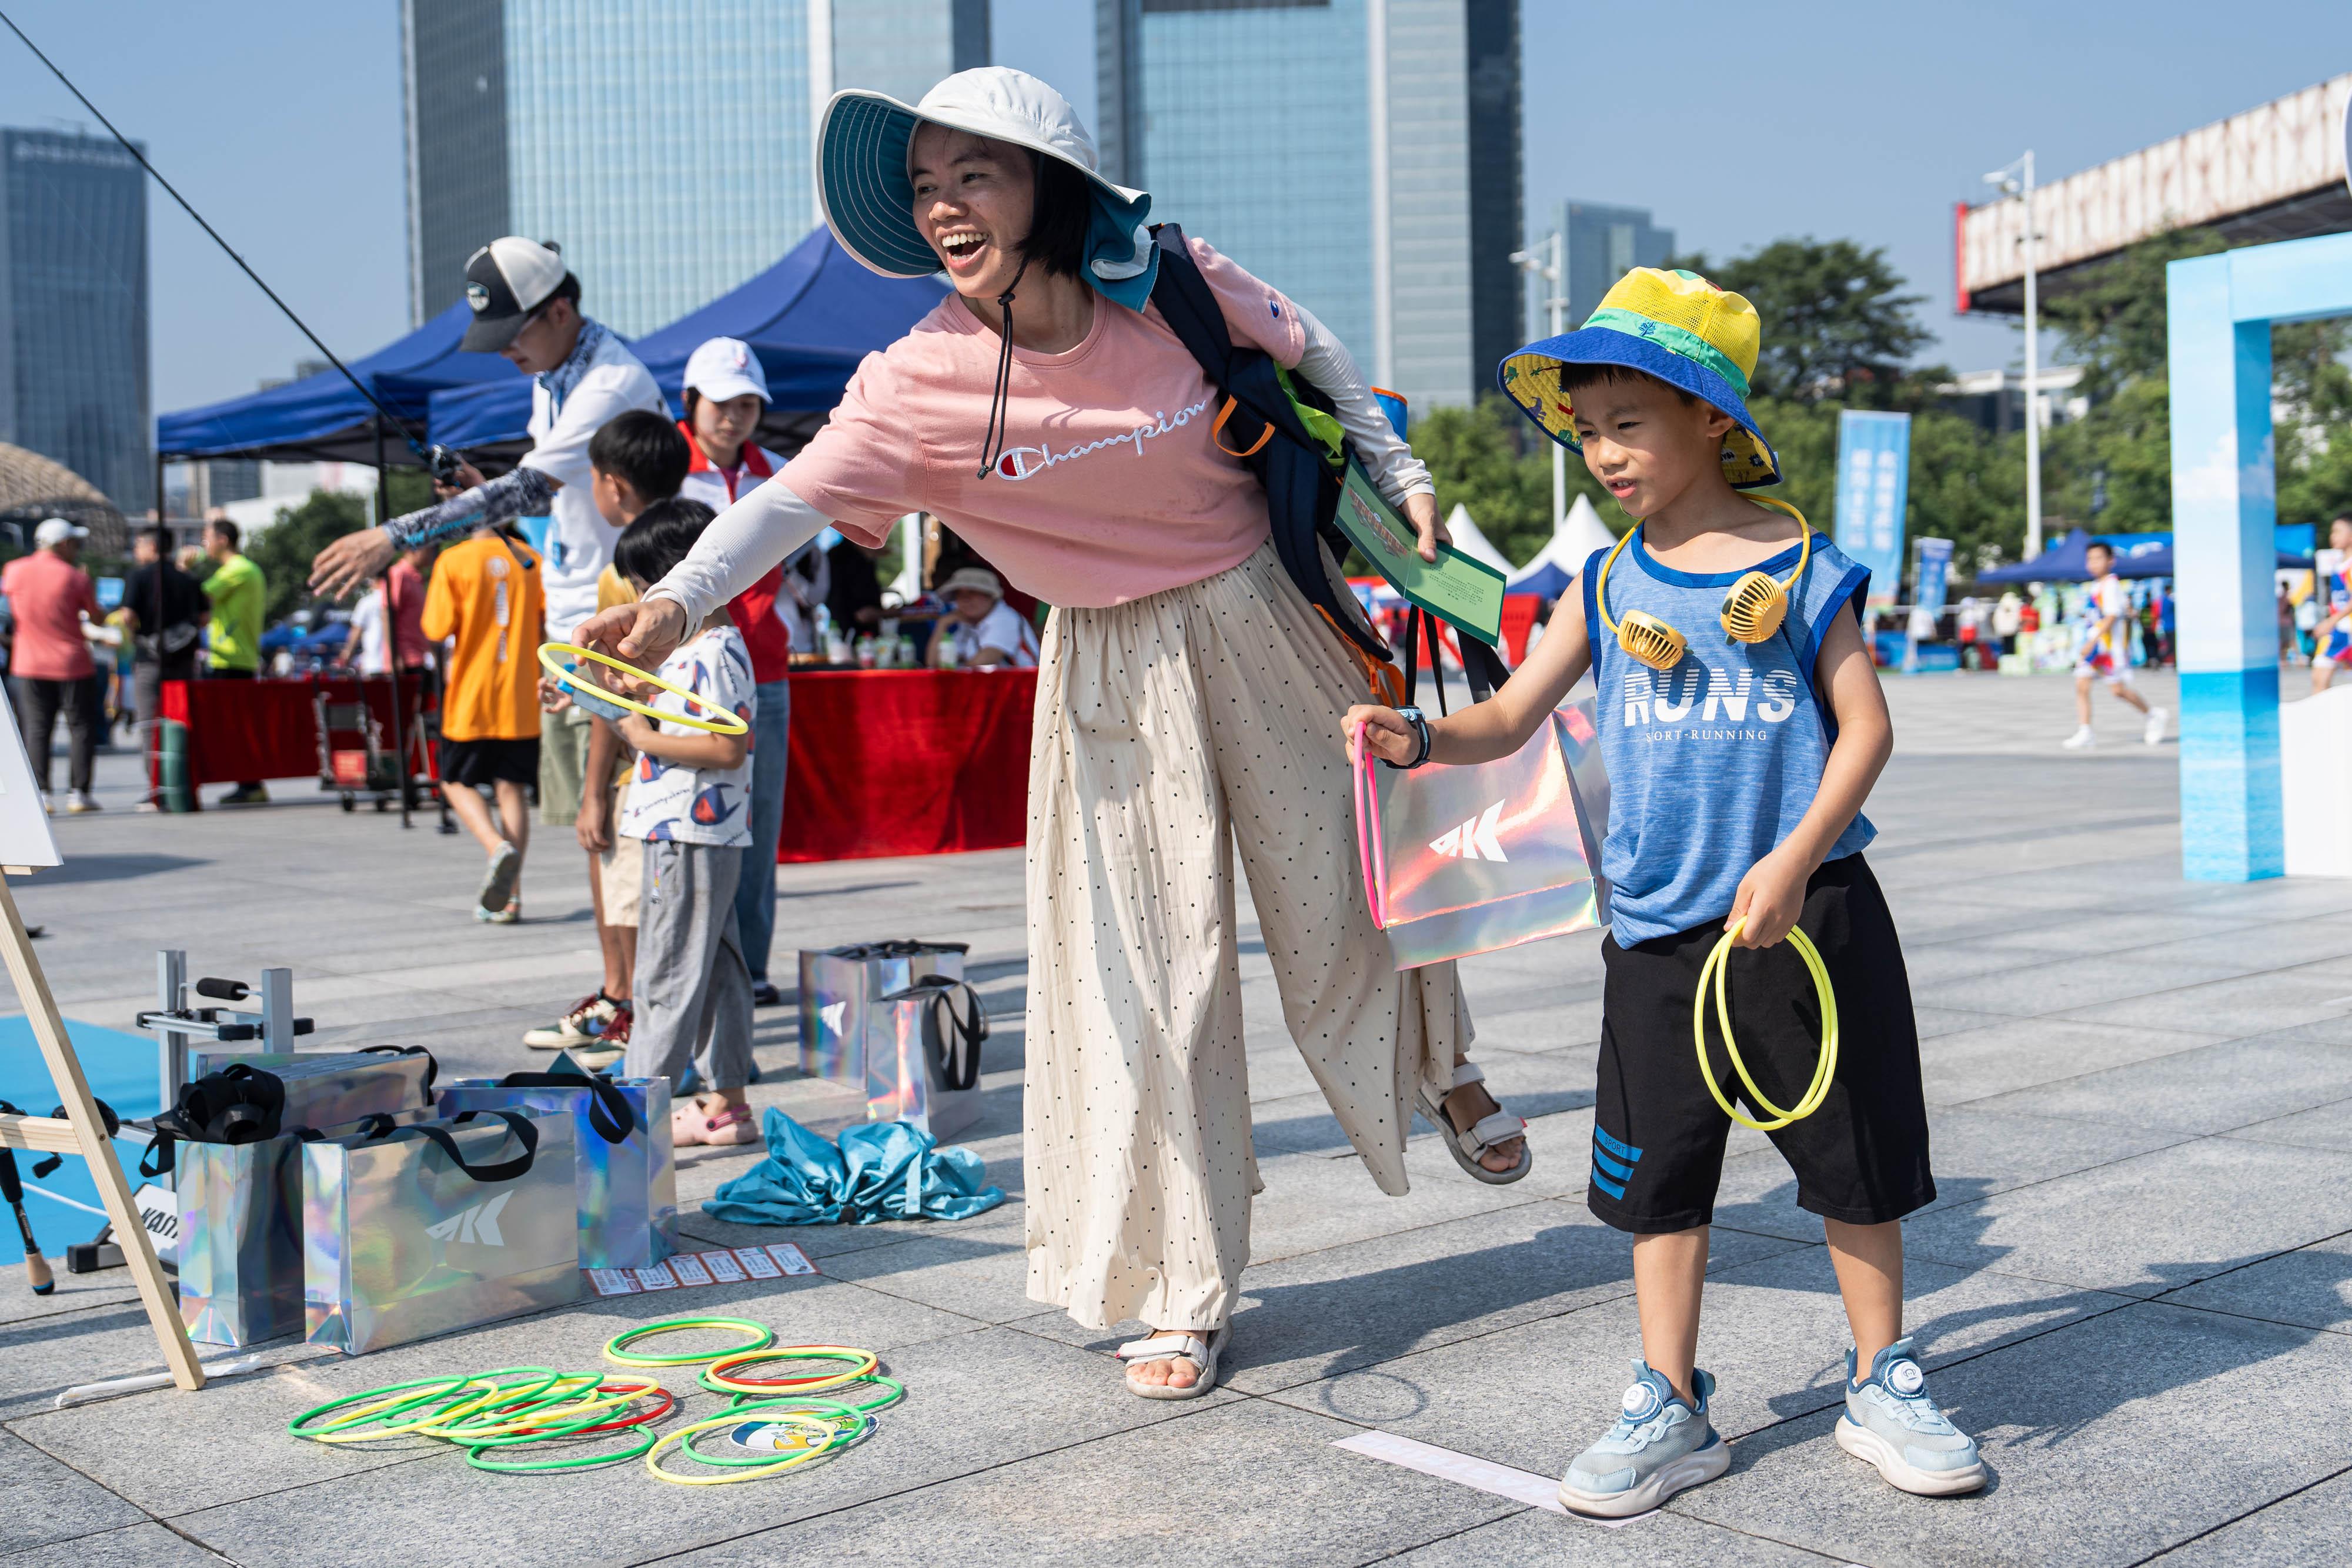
left=1115, top=1328, right=1226, bottom=1400
left=673, top=1097, right=760, bottom=1147
left=1415, top=1062, right=1532, bottom=1185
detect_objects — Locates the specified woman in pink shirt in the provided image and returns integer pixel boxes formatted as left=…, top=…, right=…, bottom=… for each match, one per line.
left=3, top=519, right=103, bottom=813
left=580, top=69, right=1529, bottom=1398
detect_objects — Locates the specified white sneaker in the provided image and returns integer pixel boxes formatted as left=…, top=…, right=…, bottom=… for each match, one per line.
left=2062, top=726, right=2096, bottom=750
left=2143, top=707, right=2167, bottom=745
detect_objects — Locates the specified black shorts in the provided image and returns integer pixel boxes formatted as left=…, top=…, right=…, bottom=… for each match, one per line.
left=1589, top=854, right=1935, bottom=1233
left=438, top=737, right=540, bottom=788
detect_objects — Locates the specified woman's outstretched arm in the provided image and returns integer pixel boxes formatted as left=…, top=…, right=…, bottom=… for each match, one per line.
left=574, top=477, right=833, bottom=670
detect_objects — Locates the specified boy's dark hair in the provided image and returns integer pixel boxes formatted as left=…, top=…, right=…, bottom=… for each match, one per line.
left=2085, top=540, right=2114, bottom=560
left=1018, top=152, right=1093, bottom=282
left=547, top=272, right=583, bottom=311
left=588, top=410, right=690, bottom=500
left=1556, top=362, right=1700, bottom=409
left=206, top=517, right=240, bottom=548
left=614, top=497, right=716, bottom=587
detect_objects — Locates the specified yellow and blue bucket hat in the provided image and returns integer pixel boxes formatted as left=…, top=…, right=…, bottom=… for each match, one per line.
left=1498, top=268, right=1779, bottom=490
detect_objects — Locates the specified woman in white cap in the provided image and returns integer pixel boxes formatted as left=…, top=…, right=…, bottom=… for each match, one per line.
left=580, top=68, right=1528, bottom=1399
left=676, top=336, right=826, bottom=1007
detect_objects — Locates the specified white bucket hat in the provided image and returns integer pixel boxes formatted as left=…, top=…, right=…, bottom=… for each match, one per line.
left=817, top=67, right=1155, bottom=300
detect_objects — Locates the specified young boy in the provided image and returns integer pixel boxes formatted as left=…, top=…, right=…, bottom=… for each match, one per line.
left=609, top=499, right=760, bottom=1146
left=522, top=410, right=690, bottom=1054
left=420, top=524, right=544, bottom=921
left=2063, top=540, right=2165, bottom=748
left=1348, top=268, right=1983, bottom=1514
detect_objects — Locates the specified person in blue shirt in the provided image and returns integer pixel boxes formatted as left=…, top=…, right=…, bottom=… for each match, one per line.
left=1348, top=268, right=1980, bottom=1517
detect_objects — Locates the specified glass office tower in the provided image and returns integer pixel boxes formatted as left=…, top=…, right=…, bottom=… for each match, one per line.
left=403, top=0, right=988, bottom=333
left=1544, top=200, right=1675, bottom=333
left=1097, top=0, right=1521, bottom=411
left=0, top=129, right=151, bottom=515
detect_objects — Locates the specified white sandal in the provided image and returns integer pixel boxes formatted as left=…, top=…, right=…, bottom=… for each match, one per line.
left=1415, top=1062, right=1532, bottom=1185
left=1115, top=1328, right=1225, bottom=1400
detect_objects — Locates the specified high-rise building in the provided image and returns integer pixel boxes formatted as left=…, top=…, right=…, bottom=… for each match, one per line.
left=1538, top=200, right=1675, bottom=336
left=1097, top=0, right=1521, bottom=412
left=0, top=129, right=151, bottom=515
left=402, top=0, right=989, bottom=333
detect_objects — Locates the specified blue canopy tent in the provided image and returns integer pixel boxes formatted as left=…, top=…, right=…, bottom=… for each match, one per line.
left=1977, top=527, right=2311, bottom=584
left=426, top=228, right=947, bottom=458
left=155, top=300, right=523, bottom=467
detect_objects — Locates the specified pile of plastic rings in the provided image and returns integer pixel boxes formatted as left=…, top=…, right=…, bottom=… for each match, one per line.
left=285, top=1316, right=900, bottom=1483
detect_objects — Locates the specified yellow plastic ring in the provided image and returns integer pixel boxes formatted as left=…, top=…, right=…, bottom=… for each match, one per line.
left=644, top=1409, right=845, bottom=1486
left=1693, top=918, right=1839, bottom=1134
left=306, top=1368, right=560, bottom=1443
left=701, top=1346, right=878, bottom=1396
left=537, top=642, right=749, bottom=735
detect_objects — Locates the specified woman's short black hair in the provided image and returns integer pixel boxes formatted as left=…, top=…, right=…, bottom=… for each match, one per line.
left=1020, top=151, right=1093, bottom=282
left=588, top=409, right=690, bottom=500
left=614, top=497, right=716, bottom=587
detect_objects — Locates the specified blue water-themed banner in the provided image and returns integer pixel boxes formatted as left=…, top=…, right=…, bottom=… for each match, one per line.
left=1835, top=410, right=1912, bottom=606
left=1913, top=537, right=1953, bottom=615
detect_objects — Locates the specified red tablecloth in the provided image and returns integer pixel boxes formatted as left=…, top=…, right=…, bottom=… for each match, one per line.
left=778, top=668, right=1034, bottom=862
left=158, top=677, right=408, bottom=793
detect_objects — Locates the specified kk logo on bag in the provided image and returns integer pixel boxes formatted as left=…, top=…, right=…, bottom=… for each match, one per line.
left=1428, top=802, right=1508, bottom=862
left=425, top=1192, right=512, bottom=1248
left=819, top=1001, right=847, bottom=1037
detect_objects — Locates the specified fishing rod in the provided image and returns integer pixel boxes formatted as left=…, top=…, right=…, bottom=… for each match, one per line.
left=0, top=8, right=459, bottom=482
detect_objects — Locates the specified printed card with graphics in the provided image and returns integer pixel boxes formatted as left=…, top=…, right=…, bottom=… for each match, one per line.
left=1330, top=458, right=1506, bottom=647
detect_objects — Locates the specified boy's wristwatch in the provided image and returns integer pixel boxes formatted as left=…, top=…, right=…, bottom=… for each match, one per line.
left=1381, top=706, right=1433, bottom=770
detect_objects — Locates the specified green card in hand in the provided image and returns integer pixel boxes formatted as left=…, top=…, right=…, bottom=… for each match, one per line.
left=1329, top=459, right=1506, bottom=646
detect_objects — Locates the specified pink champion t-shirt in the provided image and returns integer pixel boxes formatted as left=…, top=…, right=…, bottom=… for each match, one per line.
left=781, top=238, right=1305, bottom=609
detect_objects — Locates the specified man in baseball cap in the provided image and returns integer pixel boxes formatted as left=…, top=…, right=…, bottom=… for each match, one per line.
left=458, top=236, right=576, bottom=355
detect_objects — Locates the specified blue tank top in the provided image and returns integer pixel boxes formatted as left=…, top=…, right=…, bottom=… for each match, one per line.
left=1579, top=525, right=1876, bottom=946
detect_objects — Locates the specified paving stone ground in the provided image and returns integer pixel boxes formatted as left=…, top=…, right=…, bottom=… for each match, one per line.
left=6, top=668, right=2352, bottom=1566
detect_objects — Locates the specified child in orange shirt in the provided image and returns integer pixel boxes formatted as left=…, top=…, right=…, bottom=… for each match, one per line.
left=423, top=525, right=546, bottom=922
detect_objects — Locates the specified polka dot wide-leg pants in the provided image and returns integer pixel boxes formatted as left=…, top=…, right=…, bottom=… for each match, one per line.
left=1023, top=539, right=1469, bottom=1332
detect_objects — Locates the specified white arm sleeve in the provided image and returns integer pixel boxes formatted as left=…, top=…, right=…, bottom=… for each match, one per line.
left=645, top=477, right=831, bottom=623
left=1289, top=300, right=1434, bottom=507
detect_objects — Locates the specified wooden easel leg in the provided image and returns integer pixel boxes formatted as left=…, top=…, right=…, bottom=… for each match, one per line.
left=0, top=874, right=204, bottom=1390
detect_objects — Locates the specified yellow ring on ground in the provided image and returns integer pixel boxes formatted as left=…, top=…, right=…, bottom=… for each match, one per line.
left=306, top=1370, right=556, bottom=1443
left=537, top=642, right=750, bottom=735
left=416, top=1374, right=660, bottom=1440
left=1693, top=918, right=1839, bottom=1134
left=644, top=1409, right=846, bottom=1486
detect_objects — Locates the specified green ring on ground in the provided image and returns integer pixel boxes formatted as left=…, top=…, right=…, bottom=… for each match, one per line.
left=287, top=1375, right=472, bottom=1439
left=726, top=1375, right=904, bottom=1416
left=463, top=1423, right=662, bottom=1473
left=604, top=1316, right=776, bottom=1367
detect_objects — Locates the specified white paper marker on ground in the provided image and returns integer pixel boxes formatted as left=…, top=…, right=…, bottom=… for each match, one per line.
left=1332, top=1430, right=1653, bottom=1527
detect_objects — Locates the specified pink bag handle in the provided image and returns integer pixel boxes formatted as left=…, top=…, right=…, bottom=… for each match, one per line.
left=1348, top=724, right=1388, bottom=930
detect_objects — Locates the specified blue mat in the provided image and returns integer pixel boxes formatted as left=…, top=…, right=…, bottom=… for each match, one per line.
left=0, top=1017, right=159, bottom=1267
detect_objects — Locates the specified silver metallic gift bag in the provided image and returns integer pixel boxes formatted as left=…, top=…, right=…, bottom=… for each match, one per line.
left=303, top=1109, right=579, bottom=1355
left=797, top=940, right=968, bottom=1086
left=868, top=976, right=989, bottom=1141
left=1350, top=613, right=1613, bottom=970
left=435, top=1070, right=676, bottom=1270
left=177, top=1108, right=431, bottom=1348
left=167, top=1048, right=436, bottom=1145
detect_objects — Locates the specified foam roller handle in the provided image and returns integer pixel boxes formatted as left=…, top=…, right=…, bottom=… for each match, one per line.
left=195, top=977, right=250, bottom=1002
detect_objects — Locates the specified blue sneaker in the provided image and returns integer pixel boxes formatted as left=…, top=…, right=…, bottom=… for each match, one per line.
left=1559, top=1359, right=1730, bottom=1517
left=1835, top=1339, right=1987, bottom=1496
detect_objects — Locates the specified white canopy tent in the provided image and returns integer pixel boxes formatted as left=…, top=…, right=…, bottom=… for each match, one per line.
left=1441, top=503, right=1515, bottom=574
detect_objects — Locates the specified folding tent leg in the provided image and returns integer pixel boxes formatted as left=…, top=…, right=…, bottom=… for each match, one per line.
left=0, top=872, right=203, bottom=1390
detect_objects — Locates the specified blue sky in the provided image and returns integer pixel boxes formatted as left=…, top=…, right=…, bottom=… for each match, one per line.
left=0, top=0, right=2339, bottom=414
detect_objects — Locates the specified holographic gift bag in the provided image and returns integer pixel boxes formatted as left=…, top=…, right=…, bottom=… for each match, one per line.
left=177, top=1108, right=431, bottom=1349
left=797, top=941, right=968, bottom=1087
left=435, top=1068, right=676, bottom=1270
left=303, top=1109, right=579, bottom=1355
left=867, top=976, right=989, bottom=1142
left=1351, top=613, right=1612, bottom=969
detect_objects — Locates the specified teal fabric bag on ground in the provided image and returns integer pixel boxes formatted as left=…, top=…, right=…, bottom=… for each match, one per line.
left=702, top=1110, right=1004, bottom=1226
